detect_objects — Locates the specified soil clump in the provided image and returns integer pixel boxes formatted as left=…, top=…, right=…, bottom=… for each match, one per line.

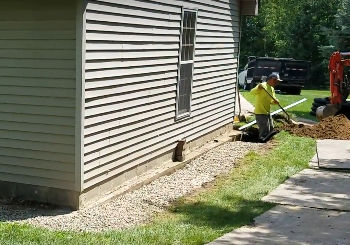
left=281, top=114, right=350, bottom=140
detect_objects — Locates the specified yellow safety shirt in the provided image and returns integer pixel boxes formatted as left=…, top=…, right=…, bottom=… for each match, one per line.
left=250, top=82, right=277, bottom=115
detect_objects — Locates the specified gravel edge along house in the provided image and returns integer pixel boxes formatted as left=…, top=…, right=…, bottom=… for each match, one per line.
left=0, top=0, right=258, bottom=209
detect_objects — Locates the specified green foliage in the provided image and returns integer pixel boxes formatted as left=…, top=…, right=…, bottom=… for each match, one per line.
left=320, top=0, right=350, bottom=57
left=240, top=0, right=342, bottom=87
left=336, top=0, right=350, bottom=49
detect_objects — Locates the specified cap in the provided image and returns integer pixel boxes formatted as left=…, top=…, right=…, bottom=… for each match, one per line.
left=267, top=73, right=283, bottom=82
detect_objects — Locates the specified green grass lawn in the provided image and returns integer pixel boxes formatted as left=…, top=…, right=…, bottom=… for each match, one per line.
left=241, top=89, right=330, bottom=120
left=0, top=132, right=315, bottom=245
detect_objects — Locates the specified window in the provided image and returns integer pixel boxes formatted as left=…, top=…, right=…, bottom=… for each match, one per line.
left=176, top=9, right=197, bottom=119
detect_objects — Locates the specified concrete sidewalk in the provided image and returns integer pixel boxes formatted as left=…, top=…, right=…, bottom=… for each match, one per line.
left=208, top=140, right=350, bottom=245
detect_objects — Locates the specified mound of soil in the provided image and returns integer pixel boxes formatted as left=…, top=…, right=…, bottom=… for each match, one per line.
left=282, top=114, right=350, bottom=140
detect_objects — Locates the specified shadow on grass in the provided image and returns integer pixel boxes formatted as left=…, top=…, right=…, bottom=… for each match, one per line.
left=170, top=195, right=275, bottom=231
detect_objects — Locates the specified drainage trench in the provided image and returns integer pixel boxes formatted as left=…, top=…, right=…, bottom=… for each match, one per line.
left=239, top=127, right=261, bottom=143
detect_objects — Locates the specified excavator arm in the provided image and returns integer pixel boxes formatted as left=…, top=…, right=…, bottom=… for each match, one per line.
left=329, top=51, right=350, bottom=105
left=316, top=51, right=350, bottom=120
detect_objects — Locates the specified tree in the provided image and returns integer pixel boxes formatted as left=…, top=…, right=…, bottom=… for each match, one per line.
left=325, top=0, right=350, bottom=50
left=319, top=0, right=350, bottom=86
left=239, top=0, right=341, bottom=87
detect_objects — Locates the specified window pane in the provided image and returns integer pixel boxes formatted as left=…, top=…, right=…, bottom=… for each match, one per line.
left=189, top=45, right=194, bottom=60
left=190, top=29, right=195, bottom=44
left=187, top=28, right=191, bottom=45
left=189, top=12, right=194, bottom=28
left=181, top=10, right=196, bottom=62
left=181, top=47, right=186, bottom=61
left=187, top=12, right=191, bottom=28
left=182, top=29, right=186, bottom=45
left=178, top=63, right=193, bottom=115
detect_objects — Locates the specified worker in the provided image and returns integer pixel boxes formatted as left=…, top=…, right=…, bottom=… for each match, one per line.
left=250, top=73, right=282, bottom=142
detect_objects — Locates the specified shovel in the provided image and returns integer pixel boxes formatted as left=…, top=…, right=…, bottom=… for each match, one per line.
left=239, top=98, right=307, bottom=131
left=260, top=85, right=292, bottom=123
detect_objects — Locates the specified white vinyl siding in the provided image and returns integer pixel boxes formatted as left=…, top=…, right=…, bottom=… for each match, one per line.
left=83, top=0, right=239, bottom=189
left=0, top=0, right=76, bottom=190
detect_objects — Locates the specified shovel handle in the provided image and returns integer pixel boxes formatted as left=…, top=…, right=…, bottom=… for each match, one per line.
left=260, top=85, right=291, bottom=121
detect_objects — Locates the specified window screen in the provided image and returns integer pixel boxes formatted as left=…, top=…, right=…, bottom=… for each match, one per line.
left=178, top=63, right=193, bottom=115
left=177, top=9, right=197, bottom=118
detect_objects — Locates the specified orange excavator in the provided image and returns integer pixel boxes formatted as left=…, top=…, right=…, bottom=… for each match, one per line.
left=311, top=51, right=350, bottom=120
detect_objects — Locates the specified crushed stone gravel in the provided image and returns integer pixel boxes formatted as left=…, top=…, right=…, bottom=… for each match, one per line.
left=0, top=141, right=261, bottom=232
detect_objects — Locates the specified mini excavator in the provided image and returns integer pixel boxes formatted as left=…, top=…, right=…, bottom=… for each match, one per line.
left=313, top=51, right=350, bottom=120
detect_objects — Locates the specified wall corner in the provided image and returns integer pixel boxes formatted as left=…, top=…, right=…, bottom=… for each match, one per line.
left=75, top=0, right=87, bottom=193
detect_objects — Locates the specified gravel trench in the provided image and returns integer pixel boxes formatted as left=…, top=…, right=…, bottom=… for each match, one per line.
left=0, top=141, right=261, bottom=232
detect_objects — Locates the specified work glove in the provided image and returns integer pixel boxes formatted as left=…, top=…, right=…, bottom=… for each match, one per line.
left=272, top=99, right=280, bottom=105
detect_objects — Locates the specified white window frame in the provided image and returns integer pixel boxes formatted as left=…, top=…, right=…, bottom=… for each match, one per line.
left=176, top=8, right=198, bottom=120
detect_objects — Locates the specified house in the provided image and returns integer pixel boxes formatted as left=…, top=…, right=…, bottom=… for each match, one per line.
left=0, top=0, right=258, bottom=209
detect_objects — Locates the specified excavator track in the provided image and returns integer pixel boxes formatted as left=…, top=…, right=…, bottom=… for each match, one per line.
left=337, top=102, right=350, bottom=119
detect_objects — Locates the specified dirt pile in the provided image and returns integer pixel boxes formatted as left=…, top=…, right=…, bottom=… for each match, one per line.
left=282, top=114, right=350, bottom=140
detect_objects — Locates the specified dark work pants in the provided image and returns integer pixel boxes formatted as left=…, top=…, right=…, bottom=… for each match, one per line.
left=255, top=114, right=274, bottom=140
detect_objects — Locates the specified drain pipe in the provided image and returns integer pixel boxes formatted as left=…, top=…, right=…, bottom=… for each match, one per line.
left=238, top=98, right=307, bottom=130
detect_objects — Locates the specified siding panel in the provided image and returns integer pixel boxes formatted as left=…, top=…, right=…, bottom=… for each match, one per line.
left=0, top=0, right=76, bottom=190
left=83, top=0, right=240, bottom=189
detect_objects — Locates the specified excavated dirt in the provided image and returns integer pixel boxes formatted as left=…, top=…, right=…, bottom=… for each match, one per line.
left=282, top=114, right=350, bottom=140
